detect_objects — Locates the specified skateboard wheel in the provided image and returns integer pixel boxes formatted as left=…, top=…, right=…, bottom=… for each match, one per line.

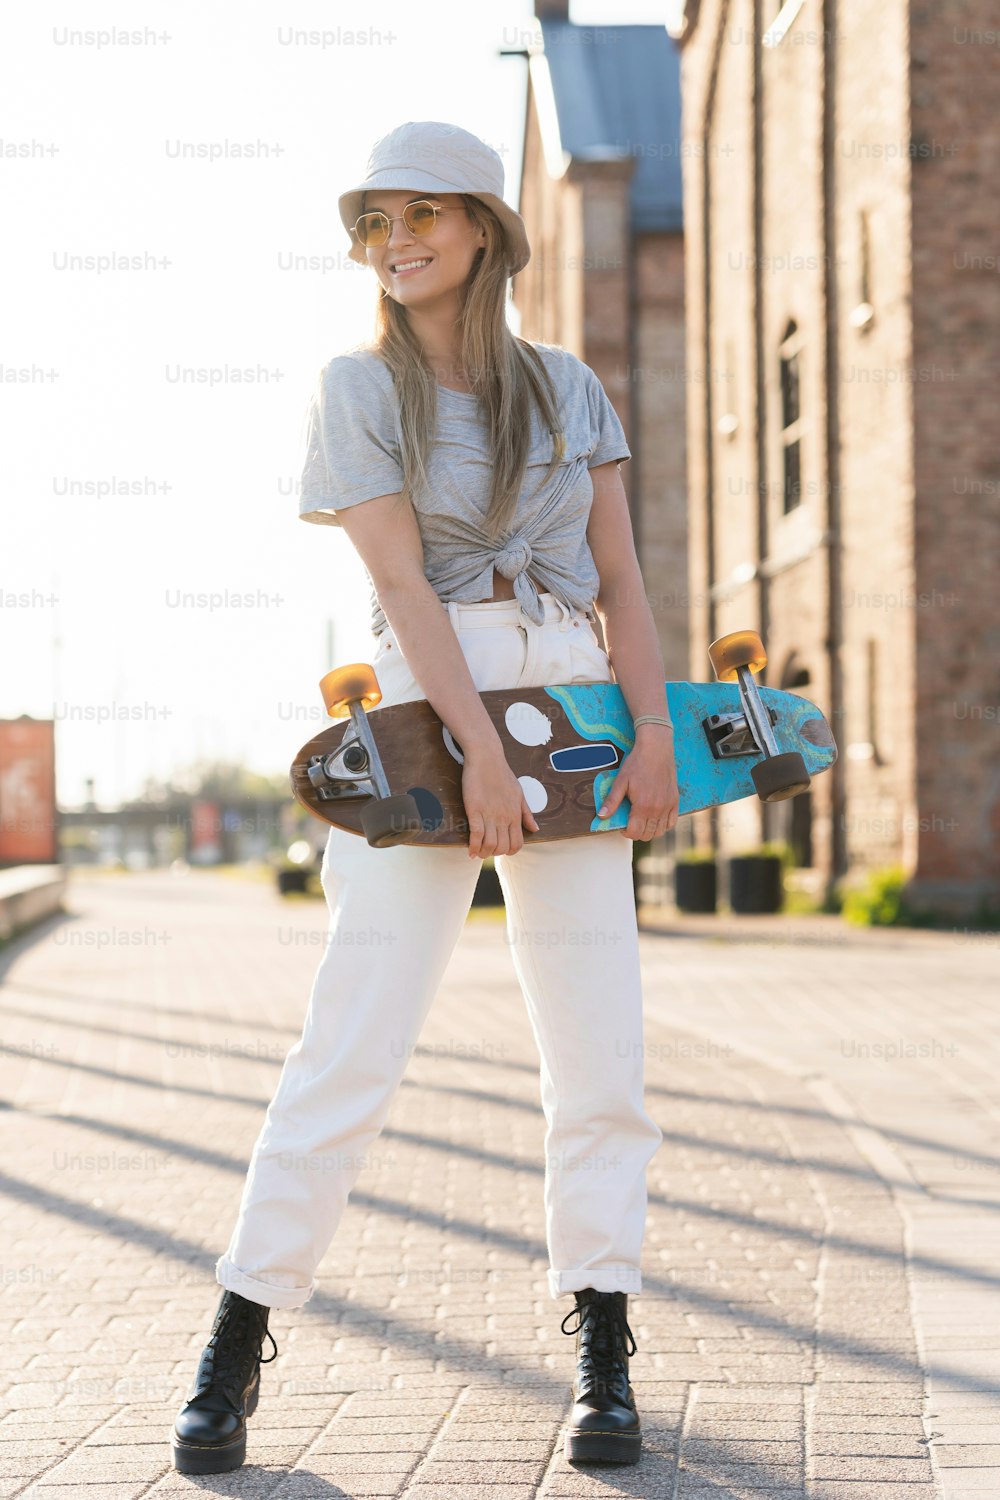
left=708, top=629, right=767, bottom=682
left=320, top=663, right=381, bottom=719
left=751, top=751, right=811, bottom=803
left=361, top=793, right=425, bottom=848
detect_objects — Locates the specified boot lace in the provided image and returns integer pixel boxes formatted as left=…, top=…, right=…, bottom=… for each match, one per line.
left=560, top=1292, right=637, bottom=1398
left=196, top=1296, right=278, bottom=1407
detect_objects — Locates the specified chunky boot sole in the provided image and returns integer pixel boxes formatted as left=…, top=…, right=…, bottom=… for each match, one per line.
left=171, top=1428, right=246, bottom=1476
left=170, top=1372, right=259, bottom=1474
left=564, top=1423, right=641, bottom=1465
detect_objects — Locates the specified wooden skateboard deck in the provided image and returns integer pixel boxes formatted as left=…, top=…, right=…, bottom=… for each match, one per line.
left=290, top=678, right=837, bottom=848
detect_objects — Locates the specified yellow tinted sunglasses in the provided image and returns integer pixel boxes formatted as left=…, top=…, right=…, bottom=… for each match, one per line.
left=351, top=200, right=460, bottom=249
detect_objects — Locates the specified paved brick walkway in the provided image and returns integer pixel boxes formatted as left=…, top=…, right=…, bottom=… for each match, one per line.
left=0, top=868, right=997, bottom=1498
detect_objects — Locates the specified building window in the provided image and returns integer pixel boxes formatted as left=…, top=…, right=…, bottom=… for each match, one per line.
left=779, top=321, right=804, bottom=513
left=866, top=637, right=883, bottom=764
left=782, top=662, right=813, bottom=867
left=717, top=337, right=738, bottom=439
left=850, top=208, right=875, bottom=331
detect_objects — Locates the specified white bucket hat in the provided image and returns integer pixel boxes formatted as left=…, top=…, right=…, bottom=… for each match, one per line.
left=338, top=120, right=531, bottom=276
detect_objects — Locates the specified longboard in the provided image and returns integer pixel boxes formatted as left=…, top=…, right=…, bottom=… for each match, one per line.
left=290, top=635, right=837, bottom=847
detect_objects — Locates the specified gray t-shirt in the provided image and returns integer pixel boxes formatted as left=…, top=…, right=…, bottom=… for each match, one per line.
left=298, top=341, right=631, bottom=637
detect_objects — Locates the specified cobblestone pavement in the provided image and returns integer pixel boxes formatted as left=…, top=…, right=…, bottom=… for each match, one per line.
left=0, top=867, right=997, bottom=1499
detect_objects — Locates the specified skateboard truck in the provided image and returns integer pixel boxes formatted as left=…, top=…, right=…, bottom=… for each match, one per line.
left=707, top=630, right=811, bottom=802
left=306, top=730, right=378, bottom=799
left=309, top=664, right=426, bottom=847
left=704, top=705, right=778, bottom=759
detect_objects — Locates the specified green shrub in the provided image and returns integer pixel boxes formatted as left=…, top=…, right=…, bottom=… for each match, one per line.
left=676, top=847, right=717, bottom=864
left=820, top=884, right=844, bottom=915
left=841, top=864, right=934, bottom=927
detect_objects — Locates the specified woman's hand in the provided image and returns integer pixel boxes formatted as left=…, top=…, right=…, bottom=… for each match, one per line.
left=596, top=729, right=679, bottom=841
left=462, top=745, right=540, bottom=858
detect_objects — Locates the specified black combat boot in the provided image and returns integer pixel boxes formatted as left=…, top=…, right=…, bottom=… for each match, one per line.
left=171, top=1289, right=278, bottom=1473
left=560, top=1287, right=641, bottom=1464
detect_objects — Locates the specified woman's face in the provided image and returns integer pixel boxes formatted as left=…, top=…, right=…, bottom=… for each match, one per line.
left=362, top=190, right=486, bottom=306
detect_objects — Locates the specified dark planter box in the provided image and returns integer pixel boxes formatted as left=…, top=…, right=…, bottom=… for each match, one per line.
left=729, top=855, right=783, bottom=914
left=277, top=868, right=310, bottom=895
left=675, top=861, right=717, bottom=913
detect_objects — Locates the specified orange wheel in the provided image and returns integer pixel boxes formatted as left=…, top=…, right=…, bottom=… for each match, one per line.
left=319, top=663, right=382, bottom=719
left=708, top=629, right=767, bottom=682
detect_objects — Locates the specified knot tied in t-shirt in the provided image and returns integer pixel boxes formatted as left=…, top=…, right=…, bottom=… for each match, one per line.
left=494, top=537, right=533, bottom=581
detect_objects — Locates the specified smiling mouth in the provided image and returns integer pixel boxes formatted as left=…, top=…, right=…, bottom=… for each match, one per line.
left=390, top=257, right=433, bottom=275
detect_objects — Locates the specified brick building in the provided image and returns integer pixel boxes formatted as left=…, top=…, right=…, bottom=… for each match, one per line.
left=511, top=1, right=689, bottom=704
left=673, top=0, right=1000, bottom=915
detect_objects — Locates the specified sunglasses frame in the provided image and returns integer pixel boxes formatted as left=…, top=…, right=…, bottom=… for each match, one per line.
left=350, top=199, right=459, bottom=249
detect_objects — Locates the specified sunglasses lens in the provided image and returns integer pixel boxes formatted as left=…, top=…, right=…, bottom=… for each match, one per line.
left=357, top=213, right=389, bottom=247
left=405, top=202, right=437, bottom=235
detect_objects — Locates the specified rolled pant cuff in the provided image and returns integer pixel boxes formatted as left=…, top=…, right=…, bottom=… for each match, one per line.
left=216, top=1254, right=315, bottom=1310
left=548, top=1265, right=643, bottom=1299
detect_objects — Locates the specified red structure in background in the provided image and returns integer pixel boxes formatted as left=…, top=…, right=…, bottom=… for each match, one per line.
left=0, top=717, right=57, bottom=864
left=189, top=798, right=222, bottom=864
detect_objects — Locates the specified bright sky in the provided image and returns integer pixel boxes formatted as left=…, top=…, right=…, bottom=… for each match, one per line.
left=2, top=0, right=683, bottom=809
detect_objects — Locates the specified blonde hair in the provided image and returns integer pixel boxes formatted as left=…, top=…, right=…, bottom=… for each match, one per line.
left=364, top=192, right=566, bottom=539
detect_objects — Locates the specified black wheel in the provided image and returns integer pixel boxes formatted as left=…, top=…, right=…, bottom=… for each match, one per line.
left=360, top=793, right=425, bottom=847
left=751, top=751, right=811, bottom=803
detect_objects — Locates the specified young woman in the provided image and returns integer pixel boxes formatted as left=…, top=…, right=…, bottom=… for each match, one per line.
left=171, top=120, right=678, bottom=1475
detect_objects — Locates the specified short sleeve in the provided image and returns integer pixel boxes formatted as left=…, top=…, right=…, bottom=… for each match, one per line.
left=582, top=363, right=631, bottom=469
left=298, top=355, right=405, bottom=527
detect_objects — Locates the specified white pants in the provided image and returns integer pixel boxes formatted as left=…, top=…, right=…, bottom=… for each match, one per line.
left=216, top=593, right=663, bottom=1308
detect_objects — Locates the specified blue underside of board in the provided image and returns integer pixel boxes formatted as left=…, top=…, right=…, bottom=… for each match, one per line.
left=543, top=681, right=836, bottom=832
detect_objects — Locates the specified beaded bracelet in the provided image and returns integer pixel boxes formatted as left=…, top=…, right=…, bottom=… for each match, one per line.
left=632, top=714, right=674, bottom=729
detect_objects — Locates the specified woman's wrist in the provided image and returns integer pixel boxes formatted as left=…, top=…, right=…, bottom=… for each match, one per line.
left=461, top=731, right=507, bottom=758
